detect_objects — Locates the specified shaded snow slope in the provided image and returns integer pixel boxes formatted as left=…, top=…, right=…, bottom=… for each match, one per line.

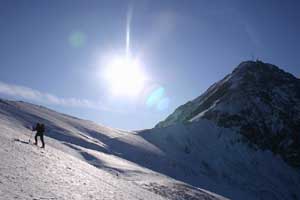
left=139, top=121, right=300, bottom=200
left=0, top=99, right=226, bottom=200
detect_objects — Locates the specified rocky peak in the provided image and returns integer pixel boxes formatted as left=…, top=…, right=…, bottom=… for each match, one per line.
left=156, top=60, right=300, bottom=167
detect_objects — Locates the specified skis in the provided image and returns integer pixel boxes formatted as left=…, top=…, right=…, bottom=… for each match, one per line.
left=13, top=138, right=45, bottom=149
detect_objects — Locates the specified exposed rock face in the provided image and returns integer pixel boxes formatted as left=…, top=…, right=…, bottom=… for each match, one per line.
left=156, top=60, right=300, bottom=167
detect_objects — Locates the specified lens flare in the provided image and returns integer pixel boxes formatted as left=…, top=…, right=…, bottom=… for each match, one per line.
left=126, top=5, right=133, bottom=58
left=145, top=86, right=170, bottom=111
left=146, top=87, right=164, bottom=107
left=69, top=31, right=86, bottom=48
left=157, top=97, right=170, bottom=111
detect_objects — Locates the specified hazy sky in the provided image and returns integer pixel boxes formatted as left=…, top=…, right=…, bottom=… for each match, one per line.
left=0, top=0, right=299, bottom=130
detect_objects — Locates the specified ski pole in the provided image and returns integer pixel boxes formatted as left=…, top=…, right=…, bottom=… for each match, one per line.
left=29, top=131, right=33, bottom=143
left=29, top=126, right=34, bottom=144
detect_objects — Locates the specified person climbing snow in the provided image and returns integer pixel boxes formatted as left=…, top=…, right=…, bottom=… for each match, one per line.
left=33, top=123, right=45, bottom=148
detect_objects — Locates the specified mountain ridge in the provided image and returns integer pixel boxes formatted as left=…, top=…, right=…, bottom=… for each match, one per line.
left=1, top=98, right=226, bottom=200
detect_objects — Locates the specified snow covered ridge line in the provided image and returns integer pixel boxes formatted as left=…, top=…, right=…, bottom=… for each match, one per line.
left=156, top=60, right=300, bottom=168
left=0, top=98, right=229, bottom=200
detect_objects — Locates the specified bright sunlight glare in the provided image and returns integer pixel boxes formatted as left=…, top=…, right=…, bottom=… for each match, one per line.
left=103, top=55, right=147, bottom=98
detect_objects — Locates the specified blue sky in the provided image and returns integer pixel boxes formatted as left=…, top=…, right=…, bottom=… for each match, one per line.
left=0, top=0, right=299, bottom=130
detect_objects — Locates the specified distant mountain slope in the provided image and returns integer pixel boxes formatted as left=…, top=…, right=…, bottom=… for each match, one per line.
left=156, top=60, right=300, bottom=168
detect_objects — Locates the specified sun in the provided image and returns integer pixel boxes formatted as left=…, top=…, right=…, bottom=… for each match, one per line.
left=103, top=55, right=147, bottom=97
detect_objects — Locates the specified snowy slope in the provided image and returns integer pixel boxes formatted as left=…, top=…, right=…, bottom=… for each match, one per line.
left=139, top=121, right=300, bottom=200
left=0, top=99, right=226, bottom=200
left=1, top=98, right=299, bottom=200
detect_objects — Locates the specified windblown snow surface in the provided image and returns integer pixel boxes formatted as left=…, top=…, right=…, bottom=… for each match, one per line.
left=0, top=97, right=299, bottom=199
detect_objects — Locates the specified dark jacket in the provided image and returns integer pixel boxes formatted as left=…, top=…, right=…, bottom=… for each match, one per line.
left=34, top=123, right=45, bottom=135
